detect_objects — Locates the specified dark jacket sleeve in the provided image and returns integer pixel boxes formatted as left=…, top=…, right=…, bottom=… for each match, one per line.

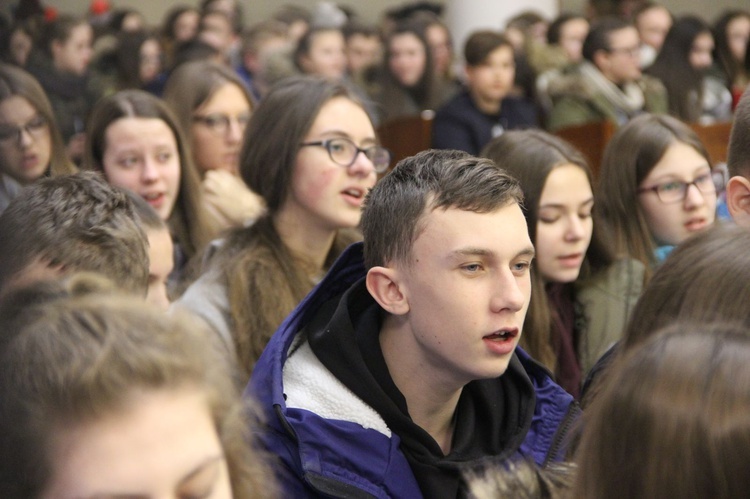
left=431, top=105, right=481, bottom=155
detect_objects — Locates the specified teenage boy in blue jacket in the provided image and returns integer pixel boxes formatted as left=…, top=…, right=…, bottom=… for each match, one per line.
left=249, top=149, right=578, bottom=498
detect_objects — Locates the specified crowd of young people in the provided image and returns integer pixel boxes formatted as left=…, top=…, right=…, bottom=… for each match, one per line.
left=1, top=0, right=750, bottom=497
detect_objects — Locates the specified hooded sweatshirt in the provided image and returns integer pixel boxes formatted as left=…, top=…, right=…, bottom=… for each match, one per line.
left=248, top=242, right=578, bottom=498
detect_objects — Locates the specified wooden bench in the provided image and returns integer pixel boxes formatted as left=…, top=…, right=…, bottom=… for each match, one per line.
left=554, top=119, right=733, bottom=180
left=689, top=121, right=732, bottom=166
left=554, top=121, right=615, bottom=179
left=376, top=111, right=435, bottom=171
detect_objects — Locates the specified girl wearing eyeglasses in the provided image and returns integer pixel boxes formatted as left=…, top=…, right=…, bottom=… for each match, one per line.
left=0, top=64, right=76, bottom=213
left=177, top=76, right=389, bottom=379
left=596, top=113, right=717, bottom=284
left=164, top=60, right=264, bottom=232
left=83, top=90, right=213, bottom=293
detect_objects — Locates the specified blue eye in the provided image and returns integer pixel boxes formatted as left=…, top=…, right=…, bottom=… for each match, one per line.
left=513, top=262, right=530, bottom=271
left=462, top=263, right=483, bottom=273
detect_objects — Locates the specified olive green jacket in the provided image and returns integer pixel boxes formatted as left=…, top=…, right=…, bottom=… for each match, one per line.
left=546, top=63, right=668, bottom=132
left=576, top=258, right=645, bottom=375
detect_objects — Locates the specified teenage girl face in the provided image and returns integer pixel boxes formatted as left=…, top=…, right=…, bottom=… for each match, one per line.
left=689, top=32, right=714, bottom=71
left=41, top=388, right=232, bottom=499
left=9, top=27, right=33, bottom=67
left=139, top=39, right=163, bottom=85
left=284, top=96, right=378, bottom=233
left=535, top=164, right=594, bottom=283
left=52, top=23, right=93, bottom=76
left=174, top=9, right=200, bottom=43
left=726, top=15, right=750, bottom=63
left=146, top=227, right=174, bottom=310
left=102, top=117, right=181, bottom=221
left=637, top=141, right=716, bottom=246
left=389, top=33, right=427, bottom=87
left=558, top=18, right=589, bottom=63
left=426, top=24, right=451, bottom=76
left=191, top=82, right=251, bottom=175
left=0, top=95, right=52, bottom=185
left=300, top=31, right=347, bottom=81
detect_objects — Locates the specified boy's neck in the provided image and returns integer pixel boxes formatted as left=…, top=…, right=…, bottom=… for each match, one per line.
left=470, top=89, right=502, bottom=115
left=379, top=314, right=464, bottom=455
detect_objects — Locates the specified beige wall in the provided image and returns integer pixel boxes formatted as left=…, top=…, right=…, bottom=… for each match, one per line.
left=41, top=0, right=749, bottom=27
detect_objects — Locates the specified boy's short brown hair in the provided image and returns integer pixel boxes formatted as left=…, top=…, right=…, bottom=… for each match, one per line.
left=464, top=30, right=512, bottom=67
left=0, top=172, right=149, bottom=296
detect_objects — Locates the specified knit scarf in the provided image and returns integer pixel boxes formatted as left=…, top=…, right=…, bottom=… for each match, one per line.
left=579, top=61, right=645, bottom=114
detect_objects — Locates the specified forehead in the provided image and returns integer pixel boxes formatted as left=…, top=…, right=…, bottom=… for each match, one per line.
left=311, top=30, right=344, bottom=46
left=67, top=23, right=93, bottom=42
left=645, top=141, right=709, bottom=179
left=426, top=24, right=449, bottom=42
left=608, top=26, right=639, bottom=46
left=391, top=33, right=423, bottom=50
left=692, top=32, right=713, bottom=47
left=201, top=82, right=249, bottom=111
left=0, top=95, right=37, bottom=121
left=412, top=203, right=531, bottom=261
left=638, top=7, right=671, bottom=27
left=561, top=18, right=588, bottom=36
left=105, top=117, right=176, bottom=147
left=305, top=96, right=371, bottom=135
left=484, top=44, right=514, bottom=62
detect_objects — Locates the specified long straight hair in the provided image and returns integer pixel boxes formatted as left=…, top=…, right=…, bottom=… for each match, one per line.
left=482, top=130, right=612, bottom=370
left=574, top=323, right=750, bottom=498
left=83, top=89, right=213, bottom=260
left=594, top=113, right=710, bottom=284
left=215, top=76, right=367, bottom=376
left=646, top=16, right=712, bottom=122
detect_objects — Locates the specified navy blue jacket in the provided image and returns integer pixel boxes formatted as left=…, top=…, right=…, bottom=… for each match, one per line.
left=247, top=243, right=578, bottom=498
left=432, top=89, right=538, bottom=155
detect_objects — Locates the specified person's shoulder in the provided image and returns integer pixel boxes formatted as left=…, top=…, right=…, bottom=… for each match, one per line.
left=502, top=96, right=538, bottom=121
left=435, top=89, right=474, bottom=116
left=578, top=257, right=646, bottom=297
left=639, top=73, right=667, bottom=96
left=547, top=64, right=591, bottom=99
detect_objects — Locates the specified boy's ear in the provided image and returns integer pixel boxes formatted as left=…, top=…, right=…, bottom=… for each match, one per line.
left=592, top=49, right=610, bottom=72
left=726, top=175, right=750, bottom=228
left=50, top=39, right=63, bottom=60
left=463, top=65, right=474, bottom=86
left=365, top=266, right=409, bottom=316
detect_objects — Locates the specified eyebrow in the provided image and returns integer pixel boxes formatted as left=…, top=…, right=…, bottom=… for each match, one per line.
left=78, top=455, right=225, bottom=499
left=539, top=198, right=594, bottom=210
left=648, top=164, right=712, bottom=182
left=315, top=130, right=377, bottom=144
left=450, top=246, right=536, bottom=260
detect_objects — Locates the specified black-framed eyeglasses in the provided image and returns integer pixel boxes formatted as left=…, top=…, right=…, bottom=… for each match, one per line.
left=0, top=114, right=47, bottom=144
left=606, top=45, right=640, bottom=58
left=300, top=138, right=392, bottom=173
left=193, top=113, right=251, bottom=135
left=637, top=172, right=716, bottom=203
